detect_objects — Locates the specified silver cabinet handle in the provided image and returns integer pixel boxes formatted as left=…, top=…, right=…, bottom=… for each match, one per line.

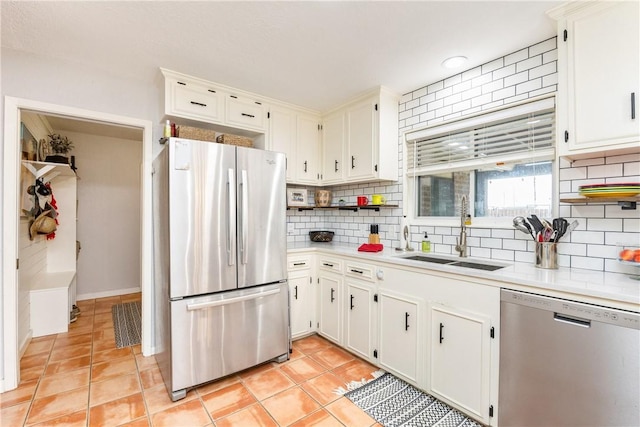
left=632, top=92, right=636, bottom=120
left=190, top=101, right=207, bottom=107
left=350, top=268, right=364, bottom=274
left=187, top=288, right=280, bottom=311
left=241, top=113, right=255, bottom=118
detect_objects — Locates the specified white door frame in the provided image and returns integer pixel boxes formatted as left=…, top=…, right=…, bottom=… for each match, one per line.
left=2, top=96, right=154, bottom=392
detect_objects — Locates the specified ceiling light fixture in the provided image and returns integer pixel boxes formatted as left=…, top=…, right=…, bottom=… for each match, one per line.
left=442, top=56, right=468, bottom=69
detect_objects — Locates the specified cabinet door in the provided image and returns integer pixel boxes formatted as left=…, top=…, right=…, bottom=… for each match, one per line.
left=269, top=107, right=296, bottom=182
left=430, top=305, right=490, bottom=423
left=225, top=94, right=267, bottom=132
left=346, top=98, right=377, bottom=181
left=567, top=1, right=640, bottom=151
left=295, top=115, right=321, bottom=185
left=167, top=78, right=224, bottom=124
left=378, top=292, right=418, bottom=383
left=345, top=281, right=374, bottom=361
left=288, top=271, right=313, bottom=339
left=321, top=112, right=345, bottom=184
left=318, top=273, right=342, bottom=344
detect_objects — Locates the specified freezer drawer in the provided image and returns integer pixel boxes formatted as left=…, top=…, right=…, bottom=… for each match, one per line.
left=167, top=283, right=289, bottom=399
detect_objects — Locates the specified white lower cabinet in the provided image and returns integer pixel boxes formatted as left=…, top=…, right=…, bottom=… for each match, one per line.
left=287, top=255, right=314, bottom=339
left=345, top=280, right=375, bottom=362
left=318, top=272, right=343, bottom=344
left=288, top=271, right=313, bottom=339
left=378, top=291, right=419, bottom=383
left=430, top=304, right=491, bottom=424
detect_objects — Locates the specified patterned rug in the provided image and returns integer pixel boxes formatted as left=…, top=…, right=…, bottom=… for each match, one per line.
left=111, top=301, right=142, bottom=348
left=345, top=372, right=482, bottom=427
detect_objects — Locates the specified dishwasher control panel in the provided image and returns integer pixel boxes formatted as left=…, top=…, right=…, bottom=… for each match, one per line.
left=501, top=289, right=640, bottom=330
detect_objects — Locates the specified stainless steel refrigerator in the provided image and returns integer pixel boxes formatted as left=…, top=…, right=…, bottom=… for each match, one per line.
left=152, top=137, right=289, bottom=401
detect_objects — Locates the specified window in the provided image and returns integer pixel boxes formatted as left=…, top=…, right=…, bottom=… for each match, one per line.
left=405, top=97, right=555, bottom=222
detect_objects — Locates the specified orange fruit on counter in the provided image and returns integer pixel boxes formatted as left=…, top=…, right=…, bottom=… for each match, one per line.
left=635, top=249, right=640, bottom=263
left=620, top=249, right=634, bottom=261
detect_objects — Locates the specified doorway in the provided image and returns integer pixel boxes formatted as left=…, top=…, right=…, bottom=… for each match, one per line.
left=2, top=97, right=153, bottom=392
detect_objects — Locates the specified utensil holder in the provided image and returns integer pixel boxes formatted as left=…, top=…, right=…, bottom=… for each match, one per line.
left=535, top=242, right=558, bottom=269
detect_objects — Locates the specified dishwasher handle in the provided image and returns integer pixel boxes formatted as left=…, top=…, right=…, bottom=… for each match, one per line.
left=554, top=312, right=591, bottom=328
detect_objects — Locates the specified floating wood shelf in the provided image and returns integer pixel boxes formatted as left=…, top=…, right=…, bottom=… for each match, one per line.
left=560, top=197, right=639, bottom=210
left=287, top=204, right=399, bottom=212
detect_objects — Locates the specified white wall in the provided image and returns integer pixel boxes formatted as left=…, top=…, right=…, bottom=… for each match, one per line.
left=69, top=131, right=142, bottom=299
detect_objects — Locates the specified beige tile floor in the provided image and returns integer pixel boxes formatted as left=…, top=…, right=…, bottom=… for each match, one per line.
left=0, top=293, right=381, bottom=426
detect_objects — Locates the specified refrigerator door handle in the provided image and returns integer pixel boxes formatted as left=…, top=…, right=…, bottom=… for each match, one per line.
left=186, top=288, right=280, bottom=311
left=227, top=168, right=235, bottom=266
left=241, top=169, right=249, bottom=265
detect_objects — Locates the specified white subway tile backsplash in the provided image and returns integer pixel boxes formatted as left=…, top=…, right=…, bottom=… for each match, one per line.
left=493, top=64, right=517, bottom=80
left=529, top=61, right=556, bottom=79
left=462, top=66, right=482, bottom=81
left=571, top=157, right=605, bottom=167
left=587, top=218, right=622, bottom=232
left=623, top=218, right=640, bottom=233
left=482, top=80, right=504, bottom=94
left=587, top=163, right=623, bottom=179
left=482, top=57, right=505, bottom=73
left=559, top=167, right=587, bottom=181
left=491, top=249, right=515, bottom=261
left=542, top=49, right=558, bottom=64
left=516, top=55, right=543, bottom=73
left=504, top=70, right=528, bottom=87
left=607, top=153, right=640, bottom=164
left=570, top=231, right=605, bottom=244
left=492, top=87, right=516, bottom=102
left=529, top=38, right=556, bottom=56
left=504, top=49, right=528, bottom=65
left=515, top=78, right=542, bottom=95
left=444, top=74, right=462, bottom=88
left=471, top=73, right=493, bottom=88
left=557, top=243, right=587, bottom=256
left=571, top=256, right=604, bottom=271
left=481, top=238, right=502, bottom=249
left=623, top=161, right=640, bottom=176
left=587, top=244, right=617, bottom=259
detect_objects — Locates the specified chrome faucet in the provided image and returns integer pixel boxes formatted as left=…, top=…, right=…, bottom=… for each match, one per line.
left=455, top=196, right=468, bottom=257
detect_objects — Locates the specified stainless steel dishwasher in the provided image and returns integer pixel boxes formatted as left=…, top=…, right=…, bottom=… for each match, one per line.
left=499, top=289, right=640, bottom=427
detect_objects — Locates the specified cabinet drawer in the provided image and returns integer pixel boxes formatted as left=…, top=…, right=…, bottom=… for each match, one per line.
left=226, top=95, right=266, bottom=132
left=167, top=78, right=224, bottom=123
left=345, top=261, right=375, bottom=282
left=318, top=257, right=343, bottom=274
left=288, top=256, right=312, bottom=271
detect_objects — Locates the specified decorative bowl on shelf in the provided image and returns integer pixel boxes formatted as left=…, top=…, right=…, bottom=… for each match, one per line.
left=309, top=231, right=334, bottom=242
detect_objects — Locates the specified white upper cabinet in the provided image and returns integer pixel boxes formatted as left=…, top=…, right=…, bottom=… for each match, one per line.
left=549, top=1, right=640, bottom=158
left=268, top=106, right=297, bottom=182
left=162, top=69, right=226, bottom=125
left=326, top=87, right=400, bottom=184
left=321, top=111, right=345, bottom=185
left=346, top=97, right=377, bottom=181
left=226, top=93, right=267, bottom=132
left=269, top=105, right=321, bottom=185
left=295, top=114, right=321, bottom=185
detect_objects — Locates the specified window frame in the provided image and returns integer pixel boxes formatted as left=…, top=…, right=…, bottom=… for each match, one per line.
left=402, top=95, right=558, bottom=229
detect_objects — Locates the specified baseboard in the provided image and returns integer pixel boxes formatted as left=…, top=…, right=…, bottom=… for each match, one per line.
left=19, top=331, right=33, bottom=359
left=77, top=286, right=141, bottom=301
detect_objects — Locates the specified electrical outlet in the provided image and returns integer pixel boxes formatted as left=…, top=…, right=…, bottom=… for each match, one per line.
left=287, top=223, right=295, bottom=235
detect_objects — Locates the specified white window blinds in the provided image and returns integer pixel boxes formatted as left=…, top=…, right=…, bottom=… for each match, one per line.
left=406, top=97, right=555, bottom=175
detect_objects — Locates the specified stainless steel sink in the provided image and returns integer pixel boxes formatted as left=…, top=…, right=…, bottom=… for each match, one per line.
left=399, top=254, right=508, bottom=271
left=402, top=255, right=457, bottom=264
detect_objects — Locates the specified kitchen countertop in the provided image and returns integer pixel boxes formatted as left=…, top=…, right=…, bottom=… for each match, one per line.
left=288, top=242, right=640, bottom=310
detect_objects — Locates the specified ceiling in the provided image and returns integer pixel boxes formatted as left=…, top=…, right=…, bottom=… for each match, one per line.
left=2, top=1, right=561, bottom=114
